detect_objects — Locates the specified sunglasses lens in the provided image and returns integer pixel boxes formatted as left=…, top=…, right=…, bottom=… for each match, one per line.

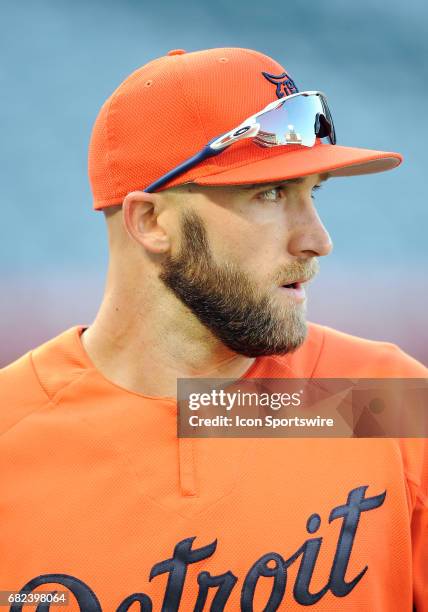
left=320, top=95, right=336, bottom=144
left=254, top=94, right=335, bottom=147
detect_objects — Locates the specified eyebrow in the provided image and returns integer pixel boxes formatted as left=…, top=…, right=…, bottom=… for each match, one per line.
left=237, top=172, right=330, bottom=191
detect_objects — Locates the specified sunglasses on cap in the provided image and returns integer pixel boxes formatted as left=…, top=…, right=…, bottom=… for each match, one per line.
left=144, top=91, right=336, bottom=193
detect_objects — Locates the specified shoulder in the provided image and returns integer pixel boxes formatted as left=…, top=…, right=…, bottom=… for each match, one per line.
left=0, top=327, right=85, bottom=435
left=0, top=351, right=48, bottom=435
left=304, top=322, right=427, bottom=377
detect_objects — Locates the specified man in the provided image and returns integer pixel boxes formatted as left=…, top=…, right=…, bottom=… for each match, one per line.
left=0, top=48, right=426, bottom=611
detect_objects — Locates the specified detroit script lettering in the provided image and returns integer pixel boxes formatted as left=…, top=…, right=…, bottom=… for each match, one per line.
left=10, top=486, right=386, bottom=611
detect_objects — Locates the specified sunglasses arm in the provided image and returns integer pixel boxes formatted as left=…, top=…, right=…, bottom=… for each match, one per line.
left=144, top=122, right=261, bottom=193
left=144, top=139, right=225, bottom=193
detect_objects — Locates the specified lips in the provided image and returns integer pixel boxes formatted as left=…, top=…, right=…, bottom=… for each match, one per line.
left=281, top=279, right=307, bottom=289
left=278, top=281, right=306, bottom=303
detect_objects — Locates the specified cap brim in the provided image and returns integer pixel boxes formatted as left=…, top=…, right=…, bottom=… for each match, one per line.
left=193, top=144, right=402, bottom=186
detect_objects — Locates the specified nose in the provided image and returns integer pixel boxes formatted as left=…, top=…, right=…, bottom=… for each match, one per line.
left=286, top=203, right=333, bottom=259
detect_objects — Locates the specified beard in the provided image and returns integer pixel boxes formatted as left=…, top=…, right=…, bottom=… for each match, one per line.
left=159, top=209, right=318, bottom=357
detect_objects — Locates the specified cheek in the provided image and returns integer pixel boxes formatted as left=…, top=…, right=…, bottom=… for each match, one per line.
left=207, top=213, right=287, bottom=276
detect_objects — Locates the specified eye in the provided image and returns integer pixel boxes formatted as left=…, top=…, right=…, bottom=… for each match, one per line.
left=258, top=186, right=285, bottom=202
left=311, top=184, right=322, bottom=200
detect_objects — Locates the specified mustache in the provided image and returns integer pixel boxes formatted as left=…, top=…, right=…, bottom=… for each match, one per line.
left=276, top=258, right=320, bottom=285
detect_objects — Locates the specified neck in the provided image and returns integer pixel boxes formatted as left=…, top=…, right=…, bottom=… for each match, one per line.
left=81, top=282, right=256, bottom=399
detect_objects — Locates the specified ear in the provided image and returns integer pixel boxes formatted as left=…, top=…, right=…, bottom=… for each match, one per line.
left=122, top=191, right=171, bottom=254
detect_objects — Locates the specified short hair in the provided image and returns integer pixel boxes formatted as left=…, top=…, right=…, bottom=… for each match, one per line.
left=102, top=204, right=122, bottom=219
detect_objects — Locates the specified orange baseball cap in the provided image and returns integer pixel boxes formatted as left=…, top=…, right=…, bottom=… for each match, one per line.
left=88, top=47, right=402, bottom=210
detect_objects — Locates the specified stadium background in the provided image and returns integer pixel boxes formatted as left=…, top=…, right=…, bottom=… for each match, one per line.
left=1, top=0, right=427, bottom=367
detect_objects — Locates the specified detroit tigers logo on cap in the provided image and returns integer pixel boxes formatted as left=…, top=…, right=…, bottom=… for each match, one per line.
left=262, top=71, right=299, bottom=98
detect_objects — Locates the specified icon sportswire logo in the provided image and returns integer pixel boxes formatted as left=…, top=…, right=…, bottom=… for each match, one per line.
left=262, top=71, right=299, bottom=98
left=9, top=486, right=386, bottom=611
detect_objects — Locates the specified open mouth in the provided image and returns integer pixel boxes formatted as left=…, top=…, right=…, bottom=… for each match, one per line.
left=278, top=281, right=306, bottom=302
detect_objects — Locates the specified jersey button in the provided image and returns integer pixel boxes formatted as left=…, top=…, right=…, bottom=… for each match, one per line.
left=167, top=49, right=187, bottom=56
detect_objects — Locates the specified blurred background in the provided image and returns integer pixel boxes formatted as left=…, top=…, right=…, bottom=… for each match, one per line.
left=1, top=0, right=427, bottom=367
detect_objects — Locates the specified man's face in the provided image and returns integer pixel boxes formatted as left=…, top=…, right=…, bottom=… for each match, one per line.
left=159, top=173, right=332, bottom=357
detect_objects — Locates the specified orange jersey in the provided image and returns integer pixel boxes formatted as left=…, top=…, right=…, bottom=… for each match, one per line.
left=0, top=322, right=427, bottom=611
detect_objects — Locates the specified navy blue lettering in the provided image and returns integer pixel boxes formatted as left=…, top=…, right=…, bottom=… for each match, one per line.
left=328, top=486, right=386, bottom=596
left=116, top=592, right=152, bottom=611
left=241, top=553, right=286, bottom=611
left=291, top=513, right=328, bottom=605
left=194, top=570, right=237, bottom=611
left=149, top=536, right=217, bottom=612
left=10, top=574, right=101, bottom=612
left=13, top=486, right=387, bottom=610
